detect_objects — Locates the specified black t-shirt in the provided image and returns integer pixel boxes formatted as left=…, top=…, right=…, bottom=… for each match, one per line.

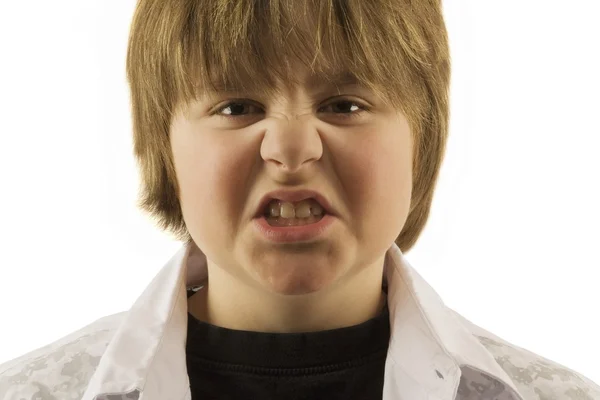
left=185, top=287, right=391, bottom=399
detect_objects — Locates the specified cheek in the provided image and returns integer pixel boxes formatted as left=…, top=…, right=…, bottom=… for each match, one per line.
left=341, top=131, right=413, bottom=233
left=172, top=137, right=253, bottom=238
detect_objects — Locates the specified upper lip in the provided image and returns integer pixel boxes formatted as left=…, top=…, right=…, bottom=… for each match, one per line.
left=254, top=189, right=336, bottom=218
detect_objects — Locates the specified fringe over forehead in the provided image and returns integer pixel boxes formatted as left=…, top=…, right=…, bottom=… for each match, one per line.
left=129, top=0, right=447, bottom=122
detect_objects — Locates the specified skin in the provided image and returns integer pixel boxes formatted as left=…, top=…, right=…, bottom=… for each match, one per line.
left=170, top=69, right=413, bottom=333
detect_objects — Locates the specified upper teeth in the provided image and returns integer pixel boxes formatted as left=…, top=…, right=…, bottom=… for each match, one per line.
left=267, top=199, right=324, bottom=218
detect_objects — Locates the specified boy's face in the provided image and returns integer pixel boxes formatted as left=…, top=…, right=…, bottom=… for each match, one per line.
left=170, top=69, right=413, bottom=302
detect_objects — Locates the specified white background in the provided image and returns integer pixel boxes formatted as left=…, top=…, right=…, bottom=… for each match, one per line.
left=1, top=0, right=599, bottom=385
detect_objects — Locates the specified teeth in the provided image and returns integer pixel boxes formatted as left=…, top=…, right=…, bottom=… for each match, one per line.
left=295, top=202, right=311, bottom=218
left=267, top=202, right=281, bottom=217
left=266, top=199, right=324, bottom=219
left=280, top=202, right=296, bottom=218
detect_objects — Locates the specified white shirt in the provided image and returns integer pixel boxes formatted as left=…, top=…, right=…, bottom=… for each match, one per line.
left=1, top=243, right=598, bottom=399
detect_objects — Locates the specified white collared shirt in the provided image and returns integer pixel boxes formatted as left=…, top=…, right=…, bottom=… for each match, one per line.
left=2, top=243, right=599, bottom=399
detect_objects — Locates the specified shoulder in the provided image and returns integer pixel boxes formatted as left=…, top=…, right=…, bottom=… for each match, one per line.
left=0, top=312, right=125, bottom=400
left=451, top=309, right=600, bottom=400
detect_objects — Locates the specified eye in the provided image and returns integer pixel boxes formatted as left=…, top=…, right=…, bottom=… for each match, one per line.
left=214, top=101, right=263, bottom=119
left=318, top=99, right=369, bottom=120
left=211, top=98, right=369, bottom=121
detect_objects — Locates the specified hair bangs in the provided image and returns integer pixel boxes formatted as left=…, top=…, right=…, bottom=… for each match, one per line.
left=167, top=0, right=426, bottom=113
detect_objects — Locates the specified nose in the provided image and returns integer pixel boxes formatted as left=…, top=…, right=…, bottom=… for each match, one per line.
left=260, top=113, right=324, bottom=178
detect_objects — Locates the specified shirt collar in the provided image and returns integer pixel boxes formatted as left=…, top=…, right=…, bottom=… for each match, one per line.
left=83, top=243, right=524, bottom=400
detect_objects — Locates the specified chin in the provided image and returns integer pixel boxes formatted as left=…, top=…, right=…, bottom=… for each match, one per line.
left=254, top=262, right=341, bottom=296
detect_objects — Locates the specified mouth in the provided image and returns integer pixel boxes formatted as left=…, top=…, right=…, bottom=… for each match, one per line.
left=253, top=210, right=336, bottom=242
left=253, top=189, right=335, bottom=220
left=261, top=199, right=327, bottom=227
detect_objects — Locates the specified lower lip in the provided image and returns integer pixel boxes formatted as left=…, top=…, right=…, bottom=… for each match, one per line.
left=253, top=214, right=335, bottom=243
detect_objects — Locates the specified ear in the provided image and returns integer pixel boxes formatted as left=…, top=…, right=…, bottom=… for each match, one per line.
left=185, top=241, right=209, bottom=286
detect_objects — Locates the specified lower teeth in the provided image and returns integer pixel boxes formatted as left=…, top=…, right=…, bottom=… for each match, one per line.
left=265, top=214, right=324, bottom=227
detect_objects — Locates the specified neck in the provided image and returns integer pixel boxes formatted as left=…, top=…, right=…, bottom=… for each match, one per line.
left=187, top=257, right=387, bottom=333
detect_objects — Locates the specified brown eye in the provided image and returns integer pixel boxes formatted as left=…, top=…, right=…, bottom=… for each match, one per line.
left=319, top=100, right=368, bottom=120
left=331, top=101, right=358, bottom=113
left=216, top=102, right=262, bottom=118
left=212, top=98, right=369, bottom=121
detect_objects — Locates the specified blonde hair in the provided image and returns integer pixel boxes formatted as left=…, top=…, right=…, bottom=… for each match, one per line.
left=125, top=0, right=451, bottom=253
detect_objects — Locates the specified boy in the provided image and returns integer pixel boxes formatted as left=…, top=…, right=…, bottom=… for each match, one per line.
left=1, top=0, right=599, bottom=399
